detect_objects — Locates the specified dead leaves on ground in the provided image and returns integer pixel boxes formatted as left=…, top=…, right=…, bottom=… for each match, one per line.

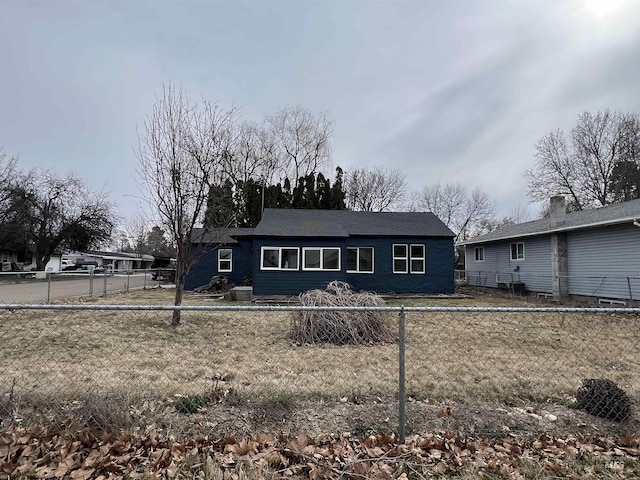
left=2, top=424, right=640, bottom=479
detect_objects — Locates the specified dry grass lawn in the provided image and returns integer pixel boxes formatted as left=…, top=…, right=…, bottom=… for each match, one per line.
left=1, top=287, right=639, bottom=439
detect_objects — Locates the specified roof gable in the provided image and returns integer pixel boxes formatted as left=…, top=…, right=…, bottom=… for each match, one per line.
left=463, top=198, right=640, bottom=245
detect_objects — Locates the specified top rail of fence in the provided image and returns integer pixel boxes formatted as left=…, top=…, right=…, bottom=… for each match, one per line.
left=2, top=303, right=640, bottom=314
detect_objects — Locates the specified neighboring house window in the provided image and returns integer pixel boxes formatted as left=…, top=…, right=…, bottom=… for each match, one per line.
left=347, top=247, right=374, bottom=273
left=218, top=248, right=232, bottom=272
left=303, top=247, right=341, bottom=271
left=394, top=244, right=426, bottom=274
left=474, top=247, right=485, bottom=262
left=510, top=242, right=525, bottom=260
left=261, top=247, right=299, bottom=270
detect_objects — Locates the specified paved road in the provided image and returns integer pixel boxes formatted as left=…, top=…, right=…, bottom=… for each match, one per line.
left=0, top=273, right=166, bottom=304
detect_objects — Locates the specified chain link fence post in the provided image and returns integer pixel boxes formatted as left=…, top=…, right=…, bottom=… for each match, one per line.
left=46, top=272, right=52, bottom=303
left=398, top=306, right=406, bottom=443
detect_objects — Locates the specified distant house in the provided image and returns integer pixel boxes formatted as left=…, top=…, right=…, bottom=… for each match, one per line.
left=0, top=248, right=18, bottom=264
left=461, top=196, right=640, bottom=303
left=79, top=251, right=155, bottom=272
left=185, top=209, right=456, bottom=295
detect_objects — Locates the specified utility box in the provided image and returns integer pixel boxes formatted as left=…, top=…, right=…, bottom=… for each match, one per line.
left=230, top=286, right=253, bottom=301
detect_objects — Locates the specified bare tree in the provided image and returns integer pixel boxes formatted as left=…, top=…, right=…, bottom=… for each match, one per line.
left=266, top=106, right=333, bottom=182
left=417, top=183, right=496, bottom=242
left=611, top=113, right=640, bottom=202
left=120, top=213, right=151, bottom=254
left=0, top=149, right=18, bottom=219
left=344, top=165, right=407, bottom=212
left=524, top=129, right=582, bottom=209
left=525, top=110, right=640, bottom=209
left=223, top=121, right=278, bottom=187
left=506, top=204, right=533, bottom=224
left=0, top=149, right=17, bottom=184
left=136, top=83, right=236, bottom=326
left=1, top=167, right=115, bottom=269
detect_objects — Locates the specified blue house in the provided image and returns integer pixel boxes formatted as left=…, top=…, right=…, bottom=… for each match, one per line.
left=185, top=228, right=254, bottom=290
left=186, top=209, right=456, bottom=295
left=461, top=196, right=640, bottom=303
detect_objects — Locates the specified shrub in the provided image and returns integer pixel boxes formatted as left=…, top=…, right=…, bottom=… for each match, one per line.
left=175, top=394, right=206, bottom=414
left=290, top=281, right=396, bottom=345
left=575, top=378, right=631, bottom=421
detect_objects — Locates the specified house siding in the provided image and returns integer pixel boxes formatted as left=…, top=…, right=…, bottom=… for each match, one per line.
left=252, top=236, right=454, bottom=296
left=344, top=236, right=454, bottom=295
left=185, top=239, right=253, bottom=291
left=566, top=224, right=640, bottom=300
left=465, top=237, right=552, bottom=293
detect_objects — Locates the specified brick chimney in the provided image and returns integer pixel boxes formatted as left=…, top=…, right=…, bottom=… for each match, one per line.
left=549, top=195, right=566, bottom=227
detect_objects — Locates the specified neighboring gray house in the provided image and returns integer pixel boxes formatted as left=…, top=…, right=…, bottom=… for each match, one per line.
left=461, top=196, right=640, bottom=303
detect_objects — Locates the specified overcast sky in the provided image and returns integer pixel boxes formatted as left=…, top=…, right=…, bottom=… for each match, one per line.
left=2, top=0, right=640, bottom=222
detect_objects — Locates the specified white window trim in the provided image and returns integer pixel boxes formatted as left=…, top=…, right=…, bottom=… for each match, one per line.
left=260, top=246, right=300, bottom=271
left=394, top=243, right=426, bottom=274
left=218, top=248, right=232, bottom=273
left=510, top=242, right=525, bottom=261
left=474, top=246, right=485, bottom=263
left=302, top=247, right=341, bottom=271
left=410, top=244, right=426, bottom=274
left=346, top=247, right=375, bottom=274
left=393, top=244, right=408, bottom=274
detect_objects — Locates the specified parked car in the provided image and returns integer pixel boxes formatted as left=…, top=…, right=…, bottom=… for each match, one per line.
left=62, top=260, right=102, bottom=272
left=61, top=260, right=77, bottom=271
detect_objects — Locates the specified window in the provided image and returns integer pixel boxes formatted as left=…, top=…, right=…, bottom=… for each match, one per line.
left=393, top=244, right=408, bottom=273
left=303, top=247, right=340, bottom=271
left=218, top=248, right=232, bottom=272
left=347, top=247, right=374, bottom=273
left=410, top=244, right=425, bottom=273
left=510, top=242, right=525, bottom=261
left=474, top=247, right=485, bottom=262
left=394, top=244, right=426, bottom=274
left=261, top=247, right=299, bottom=270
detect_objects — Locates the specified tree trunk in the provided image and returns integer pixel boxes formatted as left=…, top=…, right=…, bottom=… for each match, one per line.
left=172, top=284, right=183, bottom=326
left=172, top=259, right=186, bottom=326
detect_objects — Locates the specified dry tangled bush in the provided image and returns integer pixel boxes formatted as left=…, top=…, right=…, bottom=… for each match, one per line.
left=575, top=378, right=631, bottom=421
left=290, top=281, right=396, bottom=345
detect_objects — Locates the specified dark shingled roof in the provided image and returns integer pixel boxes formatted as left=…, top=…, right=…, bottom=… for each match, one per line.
left=252, top=209, right=455, bottom=238
left=462, top=198, right=640, bottom=245
left=192, top=228, right=254, bottom=244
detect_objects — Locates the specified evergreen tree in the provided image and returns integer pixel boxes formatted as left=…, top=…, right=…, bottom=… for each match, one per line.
left=204, top=179, right=235, bottom=228
left=280, top=178, right=293, bottom=207
left=291, top=176, right=306, bottom=208
left=330, top=166, right=347, bottom=210
left=316, top=173, right=332, bottom=209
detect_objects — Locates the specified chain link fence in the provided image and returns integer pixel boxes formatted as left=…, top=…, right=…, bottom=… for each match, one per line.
left=1, top=303, right=639, bottom=439
left=0, top=269, right=170, bottom=304
left=459, top=270, right=640, bottom=303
